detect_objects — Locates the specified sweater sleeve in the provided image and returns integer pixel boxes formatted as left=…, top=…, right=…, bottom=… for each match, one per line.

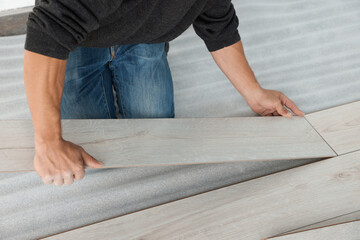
left=193, top=0, right=241, bottom=52
left=24, top=0, right=123, bottom=60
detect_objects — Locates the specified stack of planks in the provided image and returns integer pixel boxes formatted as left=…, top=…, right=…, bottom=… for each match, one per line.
left=1, top=101, right=359, bottom=239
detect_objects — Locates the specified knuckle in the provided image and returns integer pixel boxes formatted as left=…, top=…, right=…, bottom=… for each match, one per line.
left=75, top=172, right=85, bottom=181
left=72, top=164, right=84, bottom=172
left=74, top=176, right=82, bottom=181
left=62, top=170, right=73, bottom=178
left=42, top=174, right=52, bottom=179
left=277, top=105, right=285, bottom=111
left=77, top=169, right=85, bottom=176
left=42, top=175, right=53, bottom=184
left=53, top=173, right=62, bottom=180
left=42, top=179, right=52, bottom=185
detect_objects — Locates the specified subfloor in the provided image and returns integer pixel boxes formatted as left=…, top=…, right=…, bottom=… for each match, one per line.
left=0, top=0, right=360, bottom=239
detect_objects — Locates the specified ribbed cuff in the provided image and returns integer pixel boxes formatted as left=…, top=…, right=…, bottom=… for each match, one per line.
left=24, top=26, right=70, bottom=60
left=204, top=31, right=241, bottom=52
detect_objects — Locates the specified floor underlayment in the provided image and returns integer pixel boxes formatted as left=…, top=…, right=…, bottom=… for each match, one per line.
left=0, top=0, right=360, bottom=239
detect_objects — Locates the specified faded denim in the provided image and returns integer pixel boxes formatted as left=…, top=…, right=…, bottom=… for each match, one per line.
left=60, top=42, right=174, bottom=119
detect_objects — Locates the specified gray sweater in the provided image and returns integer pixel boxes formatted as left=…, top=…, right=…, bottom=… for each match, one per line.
left=24, top=0, right=240, bottom=60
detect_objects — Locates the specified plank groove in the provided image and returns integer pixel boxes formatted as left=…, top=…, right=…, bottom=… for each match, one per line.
left=41, top=150, right=360, bottom=240
left=267, top=219, right=360, bottom=240
left=0, top=117, right=335, bottom=172
left=305, top=101, right=360, bottom=155
left=283, top=209, right=360, bottom=234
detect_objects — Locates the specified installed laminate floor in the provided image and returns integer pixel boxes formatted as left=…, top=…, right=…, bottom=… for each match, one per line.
left=0, top=117, right=335, bottom=172
left=1, top=0, right=360, bottom=238
left=267, top=220, right=360, bottom=240
left=42, top=151, right=360, bottom=240
left=305, top=101, right=360, bottom=155
left=283, top=209, right=360, bottom=234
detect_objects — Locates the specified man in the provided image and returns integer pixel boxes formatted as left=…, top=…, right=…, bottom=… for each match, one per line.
left=24, top=0, right=304, bottom=186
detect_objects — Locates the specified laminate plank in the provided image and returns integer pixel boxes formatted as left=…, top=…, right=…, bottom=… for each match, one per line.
left=41, top=150, right=360, bottom=240
left=284, top=209, right=360, bottom=234
left=0, top=7, right=32, bottom=36
left=305, top=101, right=360, bottom=155
left=266, top=220, right=360, bottom=240
left=0, top=117, right=336, bottom=172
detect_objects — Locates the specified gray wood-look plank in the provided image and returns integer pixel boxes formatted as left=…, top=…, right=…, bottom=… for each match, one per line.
left=306, top=101, right=360, bottom=155
left=266, top=220, right=360, bottom=240
left=0, top=7, right=32, bottom=36
left=41, top=150, right=360, bottom=240
left=0, top=117, right=336, bottom=172
left=284, top=209, right=360, bottom=235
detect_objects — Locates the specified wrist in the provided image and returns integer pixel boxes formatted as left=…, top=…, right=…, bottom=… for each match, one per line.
left=242, top=84, right=264, bottom=104
left=34, top=133, right=63, bottom=145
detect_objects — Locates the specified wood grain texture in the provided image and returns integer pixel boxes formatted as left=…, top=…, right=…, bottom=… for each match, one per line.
left=0, top=117, right=336, bottom=172
left=306, top=101, right=360, bottom=155
left=266, top=220, right=360, bottom=240
left=41, top=151, right=360, bottom=240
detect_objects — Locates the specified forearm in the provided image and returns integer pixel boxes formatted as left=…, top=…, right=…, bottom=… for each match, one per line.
left=210, top=40, right=304, bottom=117
left=23, top=50, right=67, bottom=143
left=210, top=40, right=261, bottom=102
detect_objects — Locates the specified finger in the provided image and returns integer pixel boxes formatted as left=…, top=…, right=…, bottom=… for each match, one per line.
left=264, top=113, right=272, bottom=117
left=63, top=171, right=74, bottom=186
left=53, top=174, right=64, bottom=186
left=42, top=175, right=54, bottom=185
left=276, top=103, right=292, bottom=118
left=281, top=95, right=305, bottom=116
left=74, top=168, right=85, bottom=181
left=81, top=150, right=104, bottom=168
left=259, top=109, right=272, bottom=116
left=272, top=112, right=281, bottom=116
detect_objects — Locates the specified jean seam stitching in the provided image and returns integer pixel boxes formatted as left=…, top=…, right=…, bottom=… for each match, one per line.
left=100, top=72, right=112, bottom=119
left=114, top=66, right=126, bottom=118
left=167, top=57, right=175, bottom=118
left=148, top=49, right=167, bottom=84
left=150, top=50, right=175, bottom=118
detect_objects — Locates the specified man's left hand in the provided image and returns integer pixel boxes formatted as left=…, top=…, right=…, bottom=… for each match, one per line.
left=245, top=87, right=305, bottom=118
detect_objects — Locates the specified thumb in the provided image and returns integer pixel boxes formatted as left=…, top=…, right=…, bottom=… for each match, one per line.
left=81, top=151, right=104, bottom=168
left=276, top=103, right=292, bottom=118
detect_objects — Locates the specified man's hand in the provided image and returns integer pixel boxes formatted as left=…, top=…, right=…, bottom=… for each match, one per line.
left=24, top=50, right=104, bottom=186
left=34, top=138, right=104, bottom=186
left=245, top=87, right=304, bottom=117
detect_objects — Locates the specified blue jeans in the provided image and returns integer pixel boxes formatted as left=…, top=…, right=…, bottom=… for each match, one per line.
left=60, top=42, right=175, bottom=119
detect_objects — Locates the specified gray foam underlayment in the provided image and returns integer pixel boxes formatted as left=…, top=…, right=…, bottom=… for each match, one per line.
left=0, top=0, right=360, bottom=239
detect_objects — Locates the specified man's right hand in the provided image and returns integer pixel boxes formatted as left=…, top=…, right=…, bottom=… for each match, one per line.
left=34, top=138, right=104, bottom=186
left=24, top=50, right=104, bottom=186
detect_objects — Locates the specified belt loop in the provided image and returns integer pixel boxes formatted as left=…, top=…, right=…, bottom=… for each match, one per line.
left=110, top=46, right=115, bottom=60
